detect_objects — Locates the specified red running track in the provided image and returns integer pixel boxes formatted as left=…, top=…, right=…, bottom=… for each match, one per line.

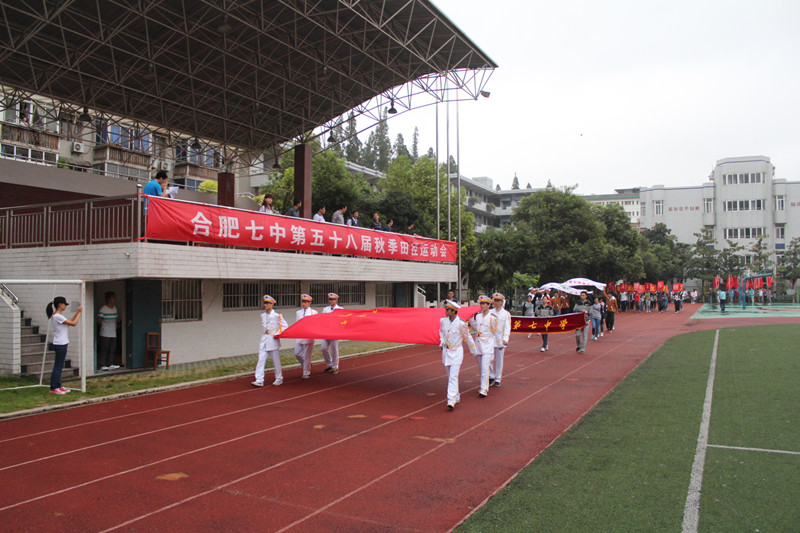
left=1, top=305, right=794, bottom=532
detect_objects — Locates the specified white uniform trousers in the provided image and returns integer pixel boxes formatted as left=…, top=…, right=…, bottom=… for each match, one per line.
left=321, top=339, right=339, bottom=369
left=255, top=348, right=282, bottom=383
left=294, top=342, right=313, bottom=376
left=445, top=363, right=461, bottom=404
left=475, top=351, right=493, bottom=395
left=490, top=346, right=505, bottom=384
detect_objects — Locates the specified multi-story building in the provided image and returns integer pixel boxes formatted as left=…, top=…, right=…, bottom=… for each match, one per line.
left=639, top=155, right=799, bottom=268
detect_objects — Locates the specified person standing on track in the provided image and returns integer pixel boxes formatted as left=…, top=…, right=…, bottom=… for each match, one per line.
left=321, top=292, right=343, bottom=374
left=46, top=297, right=83, bottom=394
left=294, top=294, right=317, bottom=379
left=252, top=295, right=288, bottom=387
left=439, top=300, right=476, bottom=410
left=469, top=295, right=496, bottom=398
left=489, top=293, right=511, bottom=388
left=536, top=296, right=554, bottom=352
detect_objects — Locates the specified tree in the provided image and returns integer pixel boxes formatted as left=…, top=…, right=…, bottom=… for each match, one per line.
left=344, top=112, right=362, bottom=163
left=328, top=118, right=345, bottom=158
left=425, top=147, right=435, bottom=159
left=467, top=227, right=523, bottom=297
left=509, top=187, right=606, bottom=283
left=447, top=155, right=458, bottom=176
left=411, top=127, right=419, bottom=162
left=777, top=237, right=800, bottom=299
left=511, top=174, right=520, bottom=190
left=393, top=133, right=409, bottom=159
left=593, top=203, right=644, bottom=282
left=311, top=151, right=373, bottom=214
left=686, top=228, right=718, bottom=296
left=198, top=179, right=217, bottom=193
left=373, top=110, right=392, bottom=172
left=717, top=240, right=745, bottom=280
left=749, top=235, right=773, bottom=274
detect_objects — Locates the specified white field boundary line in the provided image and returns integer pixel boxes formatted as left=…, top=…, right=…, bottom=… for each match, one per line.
left=0, top=343, right=564, bottom=513
left=0, top=344, right=417, bottom=436
left=682, top=329, right=720, bottom=533
left=449, top=321, right=656, bottom=532
left=707, top=444, right=800, bottom=456
left=100, top=343, right=611, bottom=533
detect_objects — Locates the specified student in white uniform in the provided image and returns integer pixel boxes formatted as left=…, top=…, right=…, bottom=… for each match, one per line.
left=321, top=292, right=343, bottom=374
left=469, top=294, right=496, bottom=398
left=489, top=292, right=511, bottom=387
left=294, top=293, right=318, bottom=378
left=439, top=300, right=476, bottom=410
left=252, top=295, right=288, bottom=387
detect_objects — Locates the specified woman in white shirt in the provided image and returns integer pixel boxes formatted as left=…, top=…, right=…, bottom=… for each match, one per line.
left=46, top=296, right=83, bottom=394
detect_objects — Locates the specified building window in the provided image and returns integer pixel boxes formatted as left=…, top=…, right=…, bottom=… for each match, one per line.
left=264, top=281, right=301, bottom=308
left=704, top=198, right=713, bottom=213
left=375, top=283, right=393, bottom=307
left=751, top=199, right=764, bottom=211
left=641, top=204, right=646, bottom=217
left=776, top=226, right=785, bottom=240
left=162, top=280, right=202, bottom=322
left=310, top=282, right=366, bottom=306
left=775, top=195, right=785, bottom=211
left=654, top=200, right=663, bottom=215
left=725, top=228, right=739, bottom=239
left=223, top=281, right=262, bottom=311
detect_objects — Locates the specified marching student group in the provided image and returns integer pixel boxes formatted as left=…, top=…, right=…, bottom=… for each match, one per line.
left=250, top=286, right=620, bottom=411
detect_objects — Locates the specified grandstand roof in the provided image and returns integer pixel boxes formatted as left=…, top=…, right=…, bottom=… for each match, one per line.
left=0, top=0, right=495, bottom=160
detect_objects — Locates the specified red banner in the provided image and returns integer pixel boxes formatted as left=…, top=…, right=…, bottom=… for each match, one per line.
left=672, top=282, right=683, bottom=292
left=657, top=281, right=664, bottom=291
left=277, top=306, right=481, bottom=345
left=712, top=275, right=720, bottom=289
left=633, top=282, right=641, bottom=292
left=509, top=312, right=587, bottom=334
left=145, top=196, right=457, bottom=262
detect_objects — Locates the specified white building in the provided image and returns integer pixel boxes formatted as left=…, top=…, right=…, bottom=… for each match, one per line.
left=639, top=155, right=800, bottom=268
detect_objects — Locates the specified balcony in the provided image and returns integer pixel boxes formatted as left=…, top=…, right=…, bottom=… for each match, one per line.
left=1, top=122, right=60, bottom=151
left=93, top=144, right=152, bottom=168
left=174, top=161, right=219, bottom=182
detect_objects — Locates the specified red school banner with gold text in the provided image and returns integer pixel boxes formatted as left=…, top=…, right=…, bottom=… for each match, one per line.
left=145, top=196, right=457, bottom=262
left=509, top=312, right=587, bottom=335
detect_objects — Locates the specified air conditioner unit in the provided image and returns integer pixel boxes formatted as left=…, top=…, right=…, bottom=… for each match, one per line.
left=158, top=161, right=172, bottom=171
left=71, top=142, right=85, bottom=153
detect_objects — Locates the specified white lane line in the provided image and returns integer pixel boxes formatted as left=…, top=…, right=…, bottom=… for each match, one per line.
left=682, top=329, right=720, bottom=533
left=0, top=347, right=422, bottom=443
left=707, top=444, right=800, bottom=456
left=102, top=342, right=613, bottom=533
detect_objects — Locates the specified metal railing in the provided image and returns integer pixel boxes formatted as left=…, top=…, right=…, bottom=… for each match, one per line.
left=0, top=194, right=142, bottom=249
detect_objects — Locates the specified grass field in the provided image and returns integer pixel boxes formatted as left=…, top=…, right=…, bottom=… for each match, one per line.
left=457, top=324, right=800, bottom=532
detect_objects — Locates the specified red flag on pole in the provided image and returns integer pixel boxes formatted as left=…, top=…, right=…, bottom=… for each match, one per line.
left=767, top=276, right=773, bottom=287
left=712, top=275, right=720, bottom=289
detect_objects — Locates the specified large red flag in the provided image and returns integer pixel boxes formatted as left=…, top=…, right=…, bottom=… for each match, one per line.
left=277, top=306, right=480, bottom=345
left=277, top=307, right=587, bottom=345
left=712, top=275, right=720, bottom=289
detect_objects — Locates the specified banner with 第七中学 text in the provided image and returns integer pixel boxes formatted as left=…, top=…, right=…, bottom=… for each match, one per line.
left=509, top=312, right=587, bottom=334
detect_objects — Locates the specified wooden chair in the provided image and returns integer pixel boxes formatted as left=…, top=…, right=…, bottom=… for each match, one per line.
left=145, top=332, right=170, bottom=370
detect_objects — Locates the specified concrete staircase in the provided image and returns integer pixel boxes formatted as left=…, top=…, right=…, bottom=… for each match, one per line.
left=18, top=311, right=76, bottom=378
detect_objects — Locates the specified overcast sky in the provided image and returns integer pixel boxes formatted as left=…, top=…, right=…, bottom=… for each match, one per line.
left=382, top=0, right=800, bottom=194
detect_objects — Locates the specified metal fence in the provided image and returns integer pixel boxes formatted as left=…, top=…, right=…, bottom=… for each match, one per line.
left=0, top=195, right=141, bottom=248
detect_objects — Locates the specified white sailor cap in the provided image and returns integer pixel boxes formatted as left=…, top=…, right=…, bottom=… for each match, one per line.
left=492, top=292, right=505, bottom=301
left=478, top=294, right=492, bottom=304
left=263, top=295, right=276, bottom=304
left=327, top=292, right=339, bottom=299
left=300, top=293, right=313, bottom=302
left=444, top=299, right=461, bottom=310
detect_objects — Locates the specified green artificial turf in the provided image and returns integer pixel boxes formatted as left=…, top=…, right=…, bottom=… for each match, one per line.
left=458, top=324, right=800, bottom=532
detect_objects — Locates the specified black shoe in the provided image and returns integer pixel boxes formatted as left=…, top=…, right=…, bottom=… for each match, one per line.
left=492, top=381, right=501, bottom=387
left=489, top=378, right=495, bottom=386
left=323, top=367, right=332, bottom=373
left=576, top=347, right=581, bottom=352
left=447, top=403, right=454, bottom=410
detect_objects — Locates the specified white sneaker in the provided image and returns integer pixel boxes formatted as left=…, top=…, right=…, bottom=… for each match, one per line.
left=540, top=347, right=546, bottom=352
left=272, top=379, right=283, bottom=386
left=100, top=366, right=109, bottom=371
left=109, top=364, right=120, bottom=369
left=600, top=333, right=604, bottom=337
left=251, top=381, right=264, bottom=387
left=302, top=374, right=310, bottom=379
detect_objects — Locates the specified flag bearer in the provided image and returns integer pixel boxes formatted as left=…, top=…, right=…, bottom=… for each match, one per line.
left=294, top=294, right=317, bottom=378
left=252, top=295, right=288, bottom=387
left=321, top=292, right=343, bottom=374
left=439, top=300, right=476, bottom=410
left=489, top=293, right=511, bottom=387
left=469, top=295, right=496, bottom=398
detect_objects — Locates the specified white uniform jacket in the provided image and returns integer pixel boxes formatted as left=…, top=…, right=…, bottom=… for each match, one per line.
left=491, top=308, right=511, bottom=347
left=469, top=311, right=497, bottom=356
left=294, top=307, right=318, bottom=344
left=261, top=310, right=289, bottom=351
left=439, top=316, right=477, bottom=366
left=322, top=304, right=343, bottom=315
